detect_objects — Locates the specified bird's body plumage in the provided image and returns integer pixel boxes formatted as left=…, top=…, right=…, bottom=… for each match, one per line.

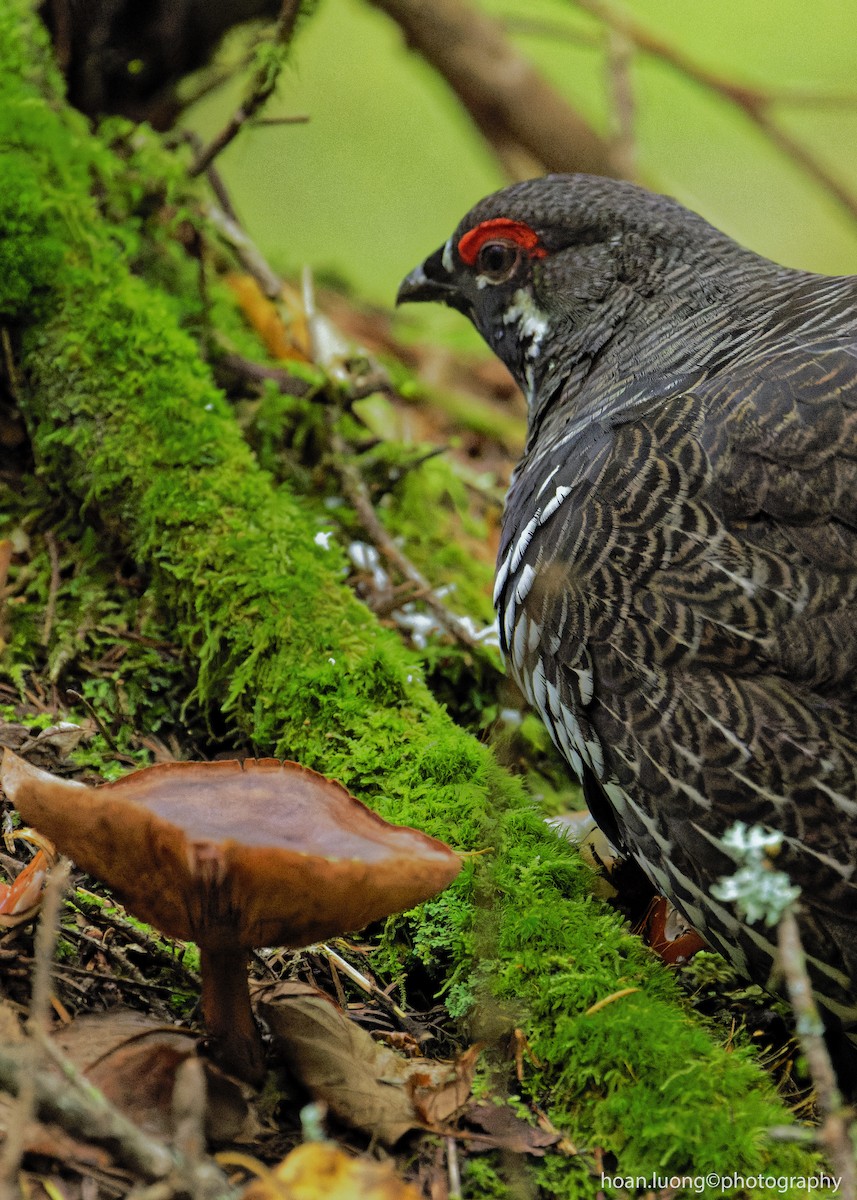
left=398, top=174, right=857, bottom=1065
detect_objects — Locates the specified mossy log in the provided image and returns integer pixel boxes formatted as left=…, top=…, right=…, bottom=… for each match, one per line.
left=0, top=7, right=826, bottom=1196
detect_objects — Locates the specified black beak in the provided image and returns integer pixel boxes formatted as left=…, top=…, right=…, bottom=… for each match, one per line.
left=396, top=245, right=457, bottom=306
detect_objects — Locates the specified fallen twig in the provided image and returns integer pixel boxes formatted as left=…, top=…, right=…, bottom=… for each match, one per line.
left=70, top=890, right=201, bottom=992
left=0, top=1040, right=234, bottom=1196
left=319, top=943, right=410, bottom=1022
left=213, top=350, right=312, bottom=397
left=777, top=909, right=856, bottom=1200
left=0, top=859, right=70, bottom=1193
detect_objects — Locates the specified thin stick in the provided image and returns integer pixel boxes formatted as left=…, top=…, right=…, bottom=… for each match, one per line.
left=29, top=858, right=70, bottom=1028
left=205, top=203, right=283, bottom=299
left=17, top=957, right=193, bottom=995
left=446, top=1136, right=462, bottom=1199
left=189, top=0, right=303, bottom=176
left=777, top=910, right=856, bottom=1200
left=216, top=351, right=311, bottom=398
left=0, top=858, right=71, bottom=1194
left=0, top=1040, right=232, bottom=1195
left=367, top=0, right=619, bottom=177
left=319, top=943, right=409, bottom=1021
left=70, top=890, right=201, bottom=990
left=568, top=0, right=857, bottom=225
left=329, top=427, right=486, bottom=654
left=0, top=327, right=21, bottom=404
left=41, top=530, right=61, bottom=646
left=606, top=30, right=637, bottom=182
left=65, top=688, right=118, bottom=752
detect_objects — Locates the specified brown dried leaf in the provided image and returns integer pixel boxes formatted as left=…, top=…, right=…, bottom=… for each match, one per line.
left=407, top=1042, right=480, bottom=1127
left=0, top=1004, right=114, bottom=1175
left=0, top=849, right=50, bottom=925
left=461, top=1100, right=561, bottom=1156
left=259, top=982, right=478, bottom=1145
left=54, top=1010, right=250, bottom=1142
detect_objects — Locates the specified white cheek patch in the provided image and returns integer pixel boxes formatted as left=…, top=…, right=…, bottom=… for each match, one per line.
left=442, top=236, right=455, bottom=273
left=503, top=288, right=550, bottom=360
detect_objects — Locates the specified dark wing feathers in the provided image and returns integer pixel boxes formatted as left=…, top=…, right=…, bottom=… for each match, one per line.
left=498, top=314, right=857, bottom=1027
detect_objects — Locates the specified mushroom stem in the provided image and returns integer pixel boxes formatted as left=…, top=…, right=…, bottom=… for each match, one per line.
left=198, top=945, right=266, bottom=1086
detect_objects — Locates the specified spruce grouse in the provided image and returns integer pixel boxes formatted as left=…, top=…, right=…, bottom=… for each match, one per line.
left=398, top=174, right=857, bottom=1073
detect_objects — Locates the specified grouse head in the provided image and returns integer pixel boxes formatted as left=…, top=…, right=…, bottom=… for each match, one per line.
left=397, top=174, right=772, bottom=412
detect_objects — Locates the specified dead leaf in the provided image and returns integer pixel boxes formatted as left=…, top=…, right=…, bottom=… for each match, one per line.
left=0, top=1005, right=116, bottom=1177
left=54, top=1010, right=251, bottom=1142
left=640, top=897, right=706, bottom=965
left=0, top=849, right=49, bottom=923
left=407, top=1043, right=480, bottom=1126
left=258, top=982, right=478, bottom=1145
left=25, top=721, right=88, bottom=757
left=0, top=834, right=58, bottom=928
left=10, top=1116, right=114, bottom=1174
left=460, top=1101, right=560, bottom=1156
left=376, top=1031, right=421, bottom=1058
left=235, top=1142, right=422, bottom=1200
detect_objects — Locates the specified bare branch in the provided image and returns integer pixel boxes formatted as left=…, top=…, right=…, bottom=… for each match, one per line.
left=778, top=910, right=856, bottom=1200
left=205, top=202, right=284, bottom=298
left=365, top=0, right=621, bottom=179
left=189, top=0, right=303, bottom=177
left=0, top=1041, right=232, bottom=1194
left=605, top=30, right=637, bottom=182
left=568, top=0, right=857, bottom=225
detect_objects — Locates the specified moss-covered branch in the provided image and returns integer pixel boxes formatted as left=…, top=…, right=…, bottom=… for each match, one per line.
left=0, top=7, right=826, bottom=1196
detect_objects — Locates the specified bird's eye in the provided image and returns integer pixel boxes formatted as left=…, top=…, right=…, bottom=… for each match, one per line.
left=476, top=240, right=520, bottom=281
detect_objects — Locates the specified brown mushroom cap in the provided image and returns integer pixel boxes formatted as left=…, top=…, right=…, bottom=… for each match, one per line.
left=0, top=752, right=462, bottom=949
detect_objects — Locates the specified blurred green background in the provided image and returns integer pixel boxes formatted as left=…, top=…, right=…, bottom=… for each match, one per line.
left=185, top=0, right=857, bottom=310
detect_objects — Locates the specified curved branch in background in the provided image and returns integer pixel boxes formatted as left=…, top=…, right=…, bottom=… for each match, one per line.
left=189, top=0, right=303, bottom=176
left=365, top=0, right=622, bottom=181
left=566, top=0, right=857, bottom=227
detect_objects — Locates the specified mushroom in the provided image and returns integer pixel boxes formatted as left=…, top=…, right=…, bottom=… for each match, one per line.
left=0, top=750, right=462, bottom=1085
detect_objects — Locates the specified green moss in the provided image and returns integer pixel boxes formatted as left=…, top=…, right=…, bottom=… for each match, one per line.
left=0, top=479, right=206, bottom=756
left=0, top=7, right=830, bottom=1194
left=462, top=1156, right=510, bottom=1199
